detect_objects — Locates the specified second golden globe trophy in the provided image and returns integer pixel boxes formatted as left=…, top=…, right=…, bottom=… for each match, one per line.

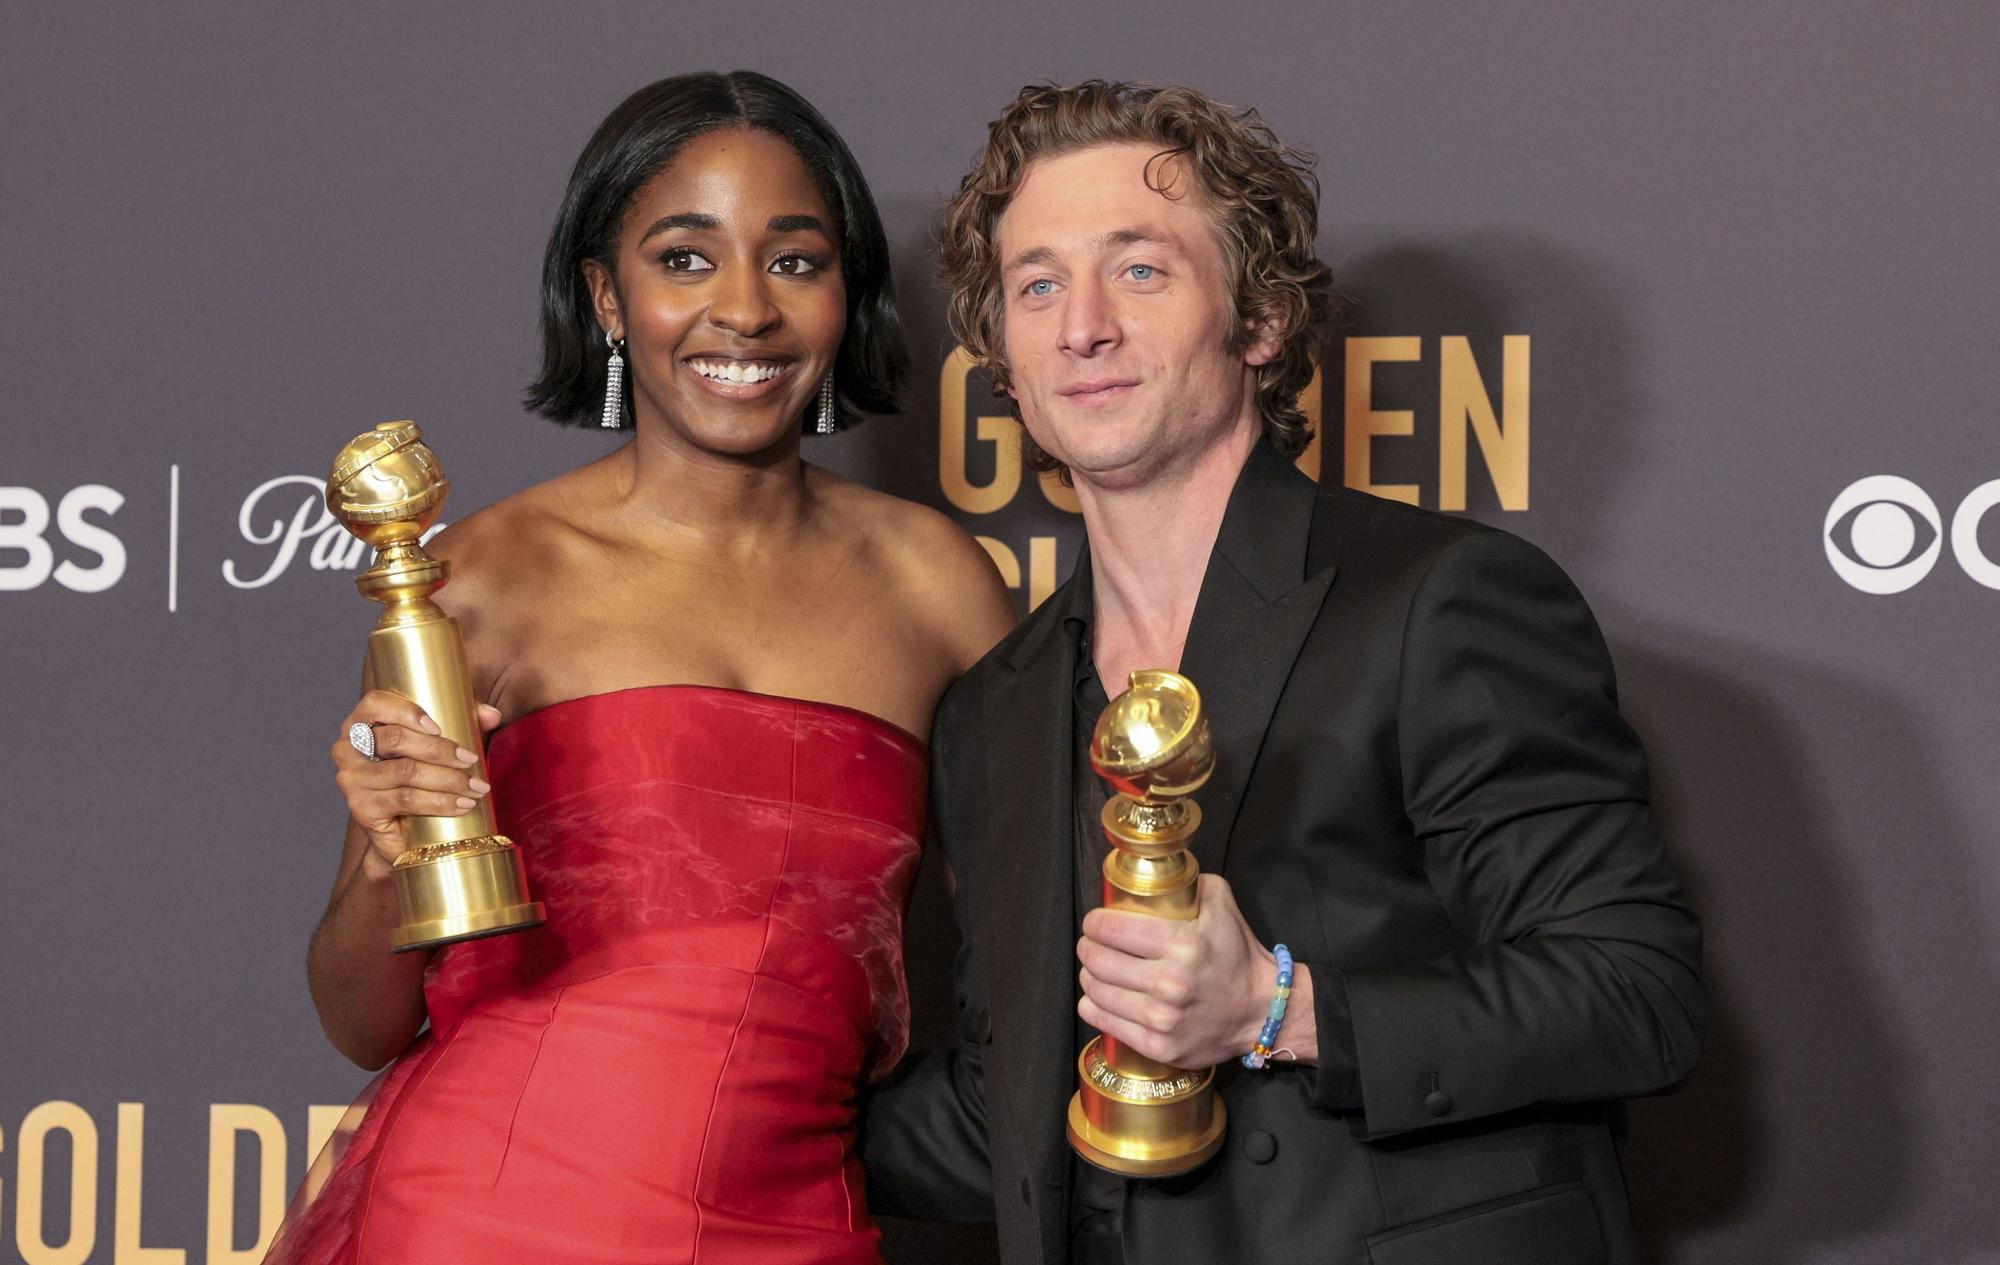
left=1067, top=669, right=1227, bottom=1176
left=327, top=421, right=545, bottom=953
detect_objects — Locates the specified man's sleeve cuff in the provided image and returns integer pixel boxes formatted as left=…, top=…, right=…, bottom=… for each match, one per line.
left=1297, top=960, right=1362, bottom=1112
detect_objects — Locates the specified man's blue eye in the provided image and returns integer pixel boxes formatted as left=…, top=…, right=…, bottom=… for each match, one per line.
left=1028, top=279, right=1053, bottom=296
left=1129, top=265, right=1155, bottom=281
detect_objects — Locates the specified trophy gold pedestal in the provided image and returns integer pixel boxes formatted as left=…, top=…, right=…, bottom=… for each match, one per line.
left=328, top=421, right=545, bottom=953
left=1067, top=670, right=1227, bottom=1177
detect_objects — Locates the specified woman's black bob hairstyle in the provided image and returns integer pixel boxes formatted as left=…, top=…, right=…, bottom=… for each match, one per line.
left=525, top=71, right=907, bottom=432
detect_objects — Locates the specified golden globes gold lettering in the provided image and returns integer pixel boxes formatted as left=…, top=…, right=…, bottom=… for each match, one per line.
left=938, top=348, right=1077, bottom=611
left=326, top=421, right=545, bottom=952
left=114, top=1103, right=174, bottom=1264
left=206, top=1105, right=284, bottom=1263
left=938, top=347, right=1025, bottom=515
left=1344, top=337, right=1424, bottom=505
left=1439, top=334, right=1529, bottom=511
left=936, top=338, right=1526, bottom=605
left=974, top=535, right=1061, bottom=611
left=15, top=1102, right=97, bottom=1264
left=1342, top=335, right=1531, bottom=511
left=1, top=1100, right=350, bottom=1264
left=1067, top=670, right=1229, bottom=1176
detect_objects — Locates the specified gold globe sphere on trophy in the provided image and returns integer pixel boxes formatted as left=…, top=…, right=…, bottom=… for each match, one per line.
left=1067, top=669, right=1228, bottom=1176
left=327, top=421, right=545, bottom=952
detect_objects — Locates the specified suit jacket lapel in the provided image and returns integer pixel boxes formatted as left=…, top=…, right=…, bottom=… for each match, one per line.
left=1178, top=442, right=1338, bottom=877
left=976, top=446, right=1335, bottom=1195
left=987, top=551, right=1092, bottom=1190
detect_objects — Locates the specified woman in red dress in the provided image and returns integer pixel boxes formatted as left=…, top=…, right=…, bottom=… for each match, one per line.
left=269, top=72, right=1015, bottom=1264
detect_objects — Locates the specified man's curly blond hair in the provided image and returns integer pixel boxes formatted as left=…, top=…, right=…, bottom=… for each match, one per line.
left=938, top=80, right=1335, bottom=474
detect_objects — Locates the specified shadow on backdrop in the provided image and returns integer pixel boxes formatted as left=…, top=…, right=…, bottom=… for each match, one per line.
left=1337, top=235, right=2000, bottom=1262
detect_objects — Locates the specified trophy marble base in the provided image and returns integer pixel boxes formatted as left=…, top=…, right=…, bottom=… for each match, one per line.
left=1065, top=1038, right=1229, bottom=1177
left=389, top=836, right=546, bottom=953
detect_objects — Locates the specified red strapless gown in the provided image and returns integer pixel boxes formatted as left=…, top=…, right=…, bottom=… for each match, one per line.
left=266, top=685, right=926, bottom=1265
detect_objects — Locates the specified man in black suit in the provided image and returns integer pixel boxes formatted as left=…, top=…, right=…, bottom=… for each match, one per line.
left=864, top=81, right=1702, bottom=1265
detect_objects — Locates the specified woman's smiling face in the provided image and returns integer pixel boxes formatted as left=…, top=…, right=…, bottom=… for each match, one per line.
left=586, top=126, right=846, bottom=456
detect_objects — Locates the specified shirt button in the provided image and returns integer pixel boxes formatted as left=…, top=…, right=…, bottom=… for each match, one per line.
left=1243, top=1129, right=1278, bottom=1164
left=1424, top=1090, right=1454, bottom=1117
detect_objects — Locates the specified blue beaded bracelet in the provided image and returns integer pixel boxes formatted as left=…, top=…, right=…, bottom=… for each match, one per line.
left=1241, top=943, right=1294, bottom=1069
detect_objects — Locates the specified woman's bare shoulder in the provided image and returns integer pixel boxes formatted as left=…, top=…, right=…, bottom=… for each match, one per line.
left=424, top=464, right=603, bottom=608
left=810, top=467, right=1018, bottom=671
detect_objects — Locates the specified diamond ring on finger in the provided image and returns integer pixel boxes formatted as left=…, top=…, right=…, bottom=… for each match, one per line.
left=347, top=720, right=380, bottom=761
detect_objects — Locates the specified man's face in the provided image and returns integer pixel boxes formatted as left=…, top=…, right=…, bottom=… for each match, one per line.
left=995, top=142, right=1275, bottom=492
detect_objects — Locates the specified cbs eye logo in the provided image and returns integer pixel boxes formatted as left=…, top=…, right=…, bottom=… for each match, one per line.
left=1824, top=475, right=2000, bottom=594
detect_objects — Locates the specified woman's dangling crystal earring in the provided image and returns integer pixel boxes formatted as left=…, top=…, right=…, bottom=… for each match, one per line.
left=815, top=374, right=836, bottom=435
left=600, top=332, right=626, bottom=429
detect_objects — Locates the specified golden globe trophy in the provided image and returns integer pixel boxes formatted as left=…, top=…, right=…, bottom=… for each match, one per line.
left=327, top=421, right=545, bottom=953
left=1066, top=669, right=1228, bottom=1176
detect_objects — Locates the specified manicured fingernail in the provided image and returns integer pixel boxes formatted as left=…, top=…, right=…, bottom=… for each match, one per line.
left=455, top=747, right=477, bottom=765
left=468, top=778, right=490, bottom=794
left=419, top=716, right=441, bottom=734
left=455, top=796, right=476, bottom=809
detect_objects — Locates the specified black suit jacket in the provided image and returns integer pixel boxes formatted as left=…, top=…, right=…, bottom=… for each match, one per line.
left=864, top=441, right=1703, bottom=1265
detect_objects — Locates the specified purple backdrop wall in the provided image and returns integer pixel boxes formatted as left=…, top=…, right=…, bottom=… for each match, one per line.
left=4, top=3, right=1997, bottom=1262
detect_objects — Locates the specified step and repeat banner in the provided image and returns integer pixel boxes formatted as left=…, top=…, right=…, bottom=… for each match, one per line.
left=3, top=4, right=1995, bottom=1263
